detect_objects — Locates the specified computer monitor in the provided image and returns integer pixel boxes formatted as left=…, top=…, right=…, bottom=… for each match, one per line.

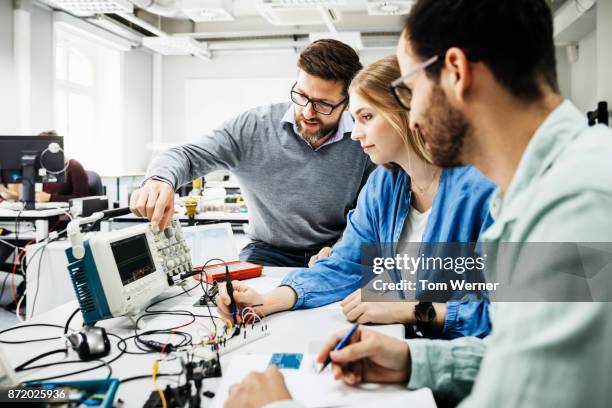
left=0, top=135, right=65, bottom=210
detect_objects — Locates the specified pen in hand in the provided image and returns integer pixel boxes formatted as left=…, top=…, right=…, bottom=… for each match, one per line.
left=225, top=268, right=237, bottom=325
left=319, top=322, right=360, bottom=373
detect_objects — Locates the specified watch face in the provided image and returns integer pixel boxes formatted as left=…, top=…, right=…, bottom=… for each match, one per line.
left=415, top=302, right=435, bottom=324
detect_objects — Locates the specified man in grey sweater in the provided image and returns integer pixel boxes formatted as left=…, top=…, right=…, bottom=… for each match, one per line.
left=130, top=39, right=374, bottom=267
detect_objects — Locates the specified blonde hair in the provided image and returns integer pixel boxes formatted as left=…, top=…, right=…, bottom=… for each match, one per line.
left=349, top=55, right=432, bottom=169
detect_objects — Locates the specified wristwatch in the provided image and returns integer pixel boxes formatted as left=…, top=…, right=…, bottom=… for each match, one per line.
left=414, top=302, right=436, bottom=330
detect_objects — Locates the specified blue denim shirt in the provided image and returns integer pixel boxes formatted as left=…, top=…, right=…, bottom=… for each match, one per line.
left=281, top=166, right=495, bottom=339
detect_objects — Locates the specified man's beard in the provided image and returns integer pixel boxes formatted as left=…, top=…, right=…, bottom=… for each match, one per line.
left=295, top=113, right=341, bottom=145
left=419, top=84, right=469, bottom=167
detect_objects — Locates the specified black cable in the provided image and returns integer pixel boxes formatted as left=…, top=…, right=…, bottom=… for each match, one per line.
left=115, top=311, right=198, bottom=355
left=16, top=358, right=113, bottom=379
left=131, top=266, right=233, bottom=355
left=0, top=306, right=80, bottom=344
left=17, top=359, right=82, bottom=371
left=14, top=348, right=67, bottom=372
left=145, top=282, right=202, bottom=313
left=115, top=333, right=146, bottom=355
left=144, top=256, right=226, bottom=314
left=120, top=372, right=182, bottom=384
left=64, top=307, right=81, bottom=334
left=201, top=258, right=230, bottom=336
left=0, top=323, right=63, bottom=344
left=15, top=209, right=21, bottom=244
left=12, top=209, right=22, bottom=280
left=24, top=358, right=113, bottom=383
left=134, top=329, right=193, bottom=353
left=133, top=310, right=196, bottom=353
left=96, top=333, right=126, bottom=368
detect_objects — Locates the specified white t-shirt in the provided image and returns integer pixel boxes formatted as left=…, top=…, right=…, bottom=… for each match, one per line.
left=397, top=205, right=431, bottom=267
left=401, top=205, right=431, bottom=244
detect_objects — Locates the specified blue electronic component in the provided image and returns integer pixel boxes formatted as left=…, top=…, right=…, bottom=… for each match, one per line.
left=269, top=353, right=303, bottom=369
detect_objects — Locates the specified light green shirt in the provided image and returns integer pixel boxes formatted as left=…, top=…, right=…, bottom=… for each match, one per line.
left=407, top=100, right=612, bottom=407
left=264, top=100, right=612, bottom=408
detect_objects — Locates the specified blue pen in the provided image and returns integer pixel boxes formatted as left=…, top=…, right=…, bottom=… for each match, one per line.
left=319, top=322, right=360, bottom=373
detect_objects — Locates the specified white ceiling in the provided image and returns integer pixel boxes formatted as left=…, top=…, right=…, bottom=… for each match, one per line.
left=40, top=0, right=578, bottom=59
left=106, top=0, right=406, bottom=56
left=134, top=0, right=406, bottom=37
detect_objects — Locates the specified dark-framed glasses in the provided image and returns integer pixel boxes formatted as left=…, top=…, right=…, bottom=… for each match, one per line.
left=290, top=83, right=348, bottom=115
left=389, top=55, right=440, bottom=111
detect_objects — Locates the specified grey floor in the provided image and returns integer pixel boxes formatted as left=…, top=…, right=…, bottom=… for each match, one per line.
left=0, top=232, right=251, bottom=331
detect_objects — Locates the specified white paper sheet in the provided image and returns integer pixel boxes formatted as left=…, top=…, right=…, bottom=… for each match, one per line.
left=211, top=354, right=437, bottom=408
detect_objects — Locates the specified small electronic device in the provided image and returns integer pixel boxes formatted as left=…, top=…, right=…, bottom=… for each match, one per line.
left=0, top=135, right=65, bottom=210
left=67, top=326, right=111, bottom=361
left=70, top=196, right=109, bottom=217
left=192, top=261, right=263, bottom=284
left=269, top=353, right=303, bottom=369
left=66, top=210, right=193, bottom=325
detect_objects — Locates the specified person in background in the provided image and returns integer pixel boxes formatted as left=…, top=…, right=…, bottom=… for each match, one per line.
left=0, top=131, right=89, bottom=203
left=216, top=56, right=495, bottom=340
left=223, top=0, right=612, bottom=407
left=130, top=39, right=374, bottom=268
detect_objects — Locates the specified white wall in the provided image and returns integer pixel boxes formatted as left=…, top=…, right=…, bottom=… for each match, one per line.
left=569, top=30, right=598, bottom=113
left=122, top=49, right=153, bottom=173
left=595, top=0, right=612, bottom=104
left=30, top=4, right=54, bottom=132
left=0, top=1, right=18, bottom=134
left=161, top=48, right=391, bottom=144
left=555, top=1, right=612, bottom=114
left=555, top=47, right=572, bottom=100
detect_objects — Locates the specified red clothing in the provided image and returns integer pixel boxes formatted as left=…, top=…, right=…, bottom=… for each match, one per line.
left=43, top=159, right=89, bottom=202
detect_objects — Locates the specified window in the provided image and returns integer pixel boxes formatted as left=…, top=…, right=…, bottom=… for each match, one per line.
left=54, top=25, right=121, bottom=174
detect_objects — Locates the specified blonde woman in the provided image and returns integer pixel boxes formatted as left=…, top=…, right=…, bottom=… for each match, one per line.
left=218, top=56, right=494, bottom=339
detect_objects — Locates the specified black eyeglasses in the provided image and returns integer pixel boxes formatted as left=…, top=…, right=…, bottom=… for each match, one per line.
left=290, top=83, right=348, bottom=115
left=389, top=55, right=440, bottom=111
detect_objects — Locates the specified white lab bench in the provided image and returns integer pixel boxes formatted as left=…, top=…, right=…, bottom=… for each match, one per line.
left=1, top=268, right=408, bottom=407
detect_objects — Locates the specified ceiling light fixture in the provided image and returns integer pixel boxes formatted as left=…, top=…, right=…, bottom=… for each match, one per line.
left=44, top=0, right=133, bottom=17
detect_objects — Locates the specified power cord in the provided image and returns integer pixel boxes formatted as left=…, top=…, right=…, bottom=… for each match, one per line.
left=0, top=323, right=64, bottom=344
left=2, top=307, right=126, bottom=383
left=64, top=307, right=82, bottom=334
left=14, top=348, right=68, bottom=372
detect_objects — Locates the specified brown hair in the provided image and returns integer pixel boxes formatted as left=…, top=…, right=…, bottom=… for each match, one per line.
left=349, top=55, right=432, bottom=169
left=298, top=39, right=362, bottom=96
